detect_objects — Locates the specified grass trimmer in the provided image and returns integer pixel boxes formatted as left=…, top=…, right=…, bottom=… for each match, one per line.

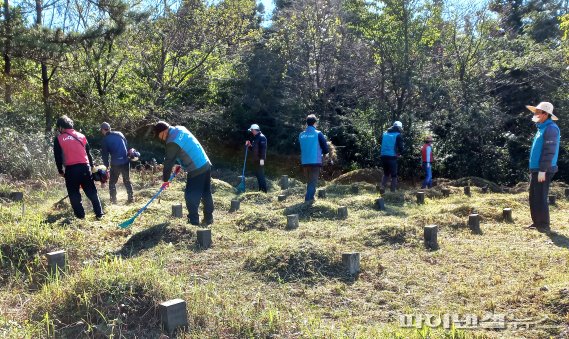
left=118, top=165, right=181, bottom=229
left=236, top=146, right=248, bottom=194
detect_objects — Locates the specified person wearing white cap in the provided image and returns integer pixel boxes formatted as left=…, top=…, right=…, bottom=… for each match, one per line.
left=245, top=124, right=268, bottom=192
left=526, top=102, right=560, bottom=233
left=379, top=121, right=405, bottom=192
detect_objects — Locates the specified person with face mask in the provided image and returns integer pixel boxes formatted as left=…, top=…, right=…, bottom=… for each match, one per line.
left=153, top=121, right=214, bottom=226
left=53, top=115, right=104, bottom=220
left=526, top=102, right=560, bottom=233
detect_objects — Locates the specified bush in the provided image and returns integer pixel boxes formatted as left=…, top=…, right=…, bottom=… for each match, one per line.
left=0, top=128, right=57, bottom=180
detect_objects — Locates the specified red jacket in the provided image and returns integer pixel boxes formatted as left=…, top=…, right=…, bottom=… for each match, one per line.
left=421, top=143, right=434, bottom=163
left=57, top=129, right=89, bottom=166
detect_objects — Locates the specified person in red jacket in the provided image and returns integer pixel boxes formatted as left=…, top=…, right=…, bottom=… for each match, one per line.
left=53, top=115, right=103, bottom=220
left=420, top=136, right=434, bottom=189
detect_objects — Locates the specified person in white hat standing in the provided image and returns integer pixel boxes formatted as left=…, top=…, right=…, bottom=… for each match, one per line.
left=380, top=121, right=405, bottom=192
left=245, top=124, right=268, bottom=192
left=526, top=102, right=560, bottom=233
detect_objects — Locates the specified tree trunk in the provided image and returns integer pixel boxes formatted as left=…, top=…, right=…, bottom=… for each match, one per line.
left=36, top=0, right=53, bottom=132
left=3, top=0, right=12, bottom=104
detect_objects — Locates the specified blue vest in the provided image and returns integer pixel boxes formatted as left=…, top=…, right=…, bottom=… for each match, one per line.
left=299, top=126, right=323, bottom=165
left=529, top=120, right=560, bottom=170
left=381, top=131, right=400, bottom=156
left=167, top=126, right=210, bottom=171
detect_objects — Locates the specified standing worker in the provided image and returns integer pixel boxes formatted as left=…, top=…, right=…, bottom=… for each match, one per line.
left=245, top=124, right=268, bottom=193
left=526, top=102, right=560, bottom=233
left=421, top=135, right=435, bottom=189
left=53, top=115, right=104, bottom=220
left=380, top=121, right=404, bottom=192
left=153, top=121, right=214, bottom=226
left=100, top=122, right=134, bottom=204
left=299, top=114, right=329, bottom=202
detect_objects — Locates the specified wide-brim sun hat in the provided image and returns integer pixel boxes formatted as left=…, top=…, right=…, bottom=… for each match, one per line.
left=526, top=102, right=558, bottom=121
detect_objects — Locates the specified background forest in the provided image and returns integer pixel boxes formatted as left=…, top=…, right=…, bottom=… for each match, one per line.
left=1, top=0, right=568, bottom=184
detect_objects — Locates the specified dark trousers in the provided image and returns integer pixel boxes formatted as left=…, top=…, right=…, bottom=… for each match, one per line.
left=64, top=164, right=103, bottom=219
left=381, top=156, right=398, bottom=191
left=185, top=168, right=214, bottom=225
left=303, top=166, right=321, bottom=201
left=252, top=162, right=267, bottom=193
left=529, top=171, right=553, bottom=229
left=109, top=163, right=133, bottom=202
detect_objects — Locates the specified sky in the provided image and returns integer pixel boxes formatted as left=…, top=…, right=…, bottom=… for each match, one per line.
left=258, top=0, right=275, bottom=23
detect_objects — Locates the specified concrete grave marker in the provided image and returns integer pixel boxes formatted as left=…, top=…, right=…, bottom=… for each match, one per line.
left=159, top=299, right=188, bottom=335
left=442, top=188, right=451, bottom=197
left=416, top=191, right=425, bottom=204
left=46, top=250, right=67, bottom=275
left=196, top=229, right=212, bottom=249
left=230, top=199, right=240, bottom=212
left=317, top=189, right=326, bottom=199
left=278, top=194, right=286, bottom=202
left=424, top=225, right=438, bottom=250
left=172, top=204, right=183, bottom=218
left=374, top=197, right=385, bottom=211
left=468, top=214, right=481, bottom=233
left=286, top=214, right=299, bottom=230
left=342, top=252, right=360, bottom=275
left=280, top=175, right=289, bottom=189
left=503, top=208, right=513, bottom=223
left=337, top=206, right=348, bottom=220
left=464, top=186, right=471, bottom=197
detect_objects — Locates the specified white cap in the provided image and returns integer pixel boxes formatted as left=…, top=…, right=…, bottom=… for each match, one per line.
left=393, top=121, right=403, bottom=128
left=248, top=124, right=260, bottom=131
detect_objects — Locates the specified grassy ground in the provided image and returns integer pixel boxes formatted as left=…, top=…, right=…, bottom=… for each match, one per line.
left=0, top=172, right=568, bottom=338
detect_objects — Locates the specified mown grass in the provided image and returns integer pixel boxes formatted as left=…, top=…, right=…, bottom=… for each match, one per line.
left=0, top=172, right=568, bottom=338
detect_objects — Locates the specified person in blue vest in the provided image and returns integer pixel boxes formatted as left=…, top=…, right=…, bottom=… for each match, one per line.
left=154, top=121, right=214, bottom=226
left=526, top=102, right=561, bottom=233
left=100, top=122, right=134, bottom=204
left=245, top=124, right=268, bottom=193
left=380, top=121, right=405, bottom=192
left=299, top=114, right=329, bottom=202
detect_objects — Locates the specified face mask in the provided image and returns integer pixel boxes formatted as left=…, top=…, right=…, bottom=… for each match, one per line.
left=532, top=116, right=540, bottom=123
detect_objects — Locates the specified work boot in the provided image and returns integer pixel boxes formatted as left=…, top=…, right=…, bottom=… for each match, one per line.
left=127, top=196, right=134, bottom=204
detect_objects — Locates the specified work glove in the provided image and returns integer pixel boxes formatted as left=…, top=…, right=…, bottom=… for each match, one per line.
left=538, top=171, right=546, bottom=183
left=260, top=159, right=265, bottom=166
left=161, top=181, right=170, bottom=190
left=245, top=140, right=251, bottom=147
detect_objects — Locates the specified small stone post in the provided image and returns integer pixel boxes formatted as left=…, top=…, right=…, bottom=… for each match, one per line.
left=424, top=225, right=438, bottom=250
left=342, top=252, right=360, bottom=275
left=549, top=195, right=556, bottom=205
left=464, top=186, right=471, bottom=197
left=503, top=208, right=513, bottom=223
left=317, top=189, right=326, bottom=199
left=286, top=214, right=299, bottom=230
left=374, top=197, right=385, bottom=211
left=230, top=199, right=240, bottom=212
left=159, top=299, right=188, bottom=335
left=46, top=250, right=67, bottom=275
left=196, top=229, right=212, bottom=249
left=337, top=206, right=348, bottom=219
left=278, top=194, right=286, bottom=202
left=468, top=214, right=481, bottom=233
left=280, top=175, right=289, bottom=189
left=416, top=191, right=425, bottom=204
left=442, top=188, right=451, bottom=197
left=172, top=204, right=183, bottom=218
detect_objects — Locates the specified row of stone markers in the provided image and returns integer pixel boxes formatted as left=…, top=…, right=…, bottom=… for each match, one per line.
left=424, top=208, right=517, bottom=250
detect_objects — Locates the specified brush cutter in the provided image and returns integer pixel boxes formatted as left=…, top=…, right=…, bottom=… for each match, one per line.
left=236, top=146, right=248, bottom=194
left=118, top=165, right=181, bottom=229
